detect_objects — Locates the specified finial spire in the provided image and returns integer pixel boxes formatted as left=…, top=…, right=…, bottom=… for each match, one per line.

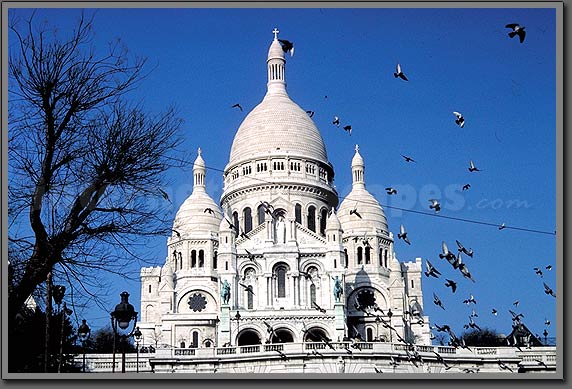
left=355, top=144, right=359, bottom=153
left=273, top=27, right=279, bottom=40
left=198, top=147, right=202, bottom=156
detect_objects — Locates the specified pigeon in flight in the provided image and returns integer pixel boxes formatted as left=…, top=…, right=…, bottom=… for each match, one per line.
left=459, top=262, right=475, bottom=282
left=468, top=316, right=481, bottom=331
left=491, top=308, right=498, bottom=316
left=306, top=110, right=314, bottom=118
left=204, top=207, right=215, bottom=214
left=397, top=224, right=411, bottom=245
left=506, top=23, right=526, bottom=43
left=424, top=260, right=442, bottom=278
left=498, top=361, right=514, bottom=372
left=509, top=309, right=524, bottom=321
left=332, top=116, right=340, bottom=127
left=401, top=154, right=416, bottom=163
left=433, top=293, right=445, bottom=310
left=453, top=112, right=465, bottom=128
left=513, top=300, right=520, bottom=308
left=244, top=249, right=256, bottom=261
left=533, top=267, right=543, bottom=277
left=231, top=103, right=243, bottom=111
left=499, top=223, right=506, bottom=230
left=312, top=301, right=327, bottom=314
left=463, top=294, right=477, bottom=305
left=456, top=240, right=474, bottom=257
left=543, top=282, right=556, bottom=297
left=394, top=63, right=408, bottom=81
left=444, top=279, right=457, bottom=293
left=468, top=160, right=481, bottom=172
left=546, top=265, right=553, bottom=271
left=278, top=39, right=294, bottom=56
left=462, top=184, right=471, bottom=191
left=349, top=205, right=362, bottom=219
left=239, top=283, right=255, bottom=295
left=470, top=309, right=479, bottom=318
left=429, top=199, right=441, bottom=213
left=385, top=187, right=398, bottom=195
left=439, top=241, right=457, bottom=262
left=171, top=229, right=181, bottom=238
left=343, top=125, right=352, bottom=135
left=545, top=318, right=551, bottom=326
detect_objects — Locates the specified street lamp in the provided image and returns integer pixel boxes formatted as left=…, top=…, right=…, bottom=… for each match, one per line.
left=543, top=329, right=549, bottom=345
left=77, top=319, right=91, bottom=373
left=387, top=309, right=393, bottom=343
left=110, top=291, right=138, bottom=373
left=375, top=316, right=380, bottom=341
left=235, top=311, right=241, bottom=346
left=134, top=327, right=142, bottom=373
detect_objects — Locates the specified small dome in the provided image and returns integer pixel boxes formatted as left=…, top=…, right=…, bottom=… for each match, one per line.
left=173, top=191, right=222, bottom=235
left=351, top=146, right=364, bottom=167
left=338, top=188, right=389, bottom=235
left=193, top=148, right=206, bottom=169
left=267, top=38, right=285, bottom=61
left=326, top=210, right=342, bottom=230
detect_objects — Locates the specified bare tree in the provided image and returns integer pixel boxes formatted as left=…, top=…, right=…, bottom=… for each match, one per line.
left=8, top=12, right=185, bottom=322
left=150, top=329, right=163, bottom=348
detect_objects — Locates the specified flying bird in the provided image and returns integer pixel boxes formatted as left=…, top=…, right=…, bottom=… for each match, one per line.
left=231, top=103, right=243, bottom=111
left=456, top=240, right=474, bottom=257
left=543, top=282, right=556, bottom=297
left=462, top=184, right=471, bottom=191
left=238, top=283, right=255, bottom=295
left=513, top=300, right=520, bottom=308
left=453, top=111, right=465, bottom=128
left=499, top=223, right=506, bottom=230
left=278, top=39, right=294, bottom=56
left=498, top=361, right=514, bottom=372
left=468, top=316, right=481, bottom=331
left=546, top=265, right=553, bottom=271
left=312, top=301, right=327, bottom=314
left=332, top=116, right=340, bottom=127
left=244, top=249, right=256, bottom=261
left=274, top=349, right=288, bottom=360
left=433, top=351, right=452, bottom=370
left=306, top=110, right=314, bottom=118
left=470, top=309, right=479, bottom=318
left=349, top=205, right=362, bottom=219
left=468, top=160, right=481, bottom=172
left=459, top=262, right=475, bottom=282
left=444, top=279, right=457, bottom=293
left=397, top=224, right=411, bottom=245
left=374, top=367, right=383, bottom=374
left=544, top=318, right=551, bottom=326
left=239, top=231, right=251, bottom=240
left=429, top=199, right=441, bottom=213
left=204, top=207, right=215, bottom=214
left=401, top=154, right=416, bottom=163
left=343, top=125, right=352, bottom=135
left=491, top=308, right=498, bottom=316
left=463, top=294, right=477, bottom=305
left=533, top=267, right=543, bottom=277
left=439, top=241, right=457, bottom=262
left=385, top=187, right=398, bottom=195
left=433, top=293, right=445, bottom=310
left=506, top=23, right=526, bottom=43
left=394, top=63, right=408, bottom=81
left=171, top=229, right=181, bottom=238
left=509, top=310, right=524, bottom=321
left=424, top=260, right=442, bottom=278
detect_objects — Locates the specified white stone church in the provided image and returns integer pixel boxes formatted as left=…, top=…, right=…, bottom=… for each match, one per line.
left=137, top=30, right=432, bottom=355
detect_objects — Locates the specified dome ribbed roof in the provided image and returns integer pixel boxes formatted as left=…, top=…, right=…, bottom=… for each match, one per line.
left=172, top=191, right=222, bottom=235
left=338, top=188, right=389, bottom=235
left=228, top=94, right=329, bottom=166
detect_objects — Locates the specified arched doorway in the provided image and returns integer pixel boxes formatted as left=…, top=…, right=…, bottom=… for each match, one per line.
left=303, top=327, right=329, bottom=342
left=237, top=329, right=262, bottom=346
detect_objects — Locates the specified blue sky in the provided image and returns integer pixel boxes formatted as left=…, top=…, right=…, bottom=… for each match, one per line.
left=8, top=6, right=557, bottom=342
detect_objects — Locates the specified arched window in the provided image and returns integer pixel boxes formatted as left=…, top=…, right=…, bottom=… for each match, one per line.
left=257, top=204, right=266, bottom=225
left=191, top=250, right=197, bottom=268
left=367, top=328, right=374, bottom=342
left=192, top=331, right=199, bottom=348
left=180, top=341, right=186, bottom=348
left=310, top=284, right=316, bottom=304
left=320, top=208, right=328, bottom=236
left=379, top=250, right=383, bottom=266
left=148, top=284, right=152, bottom=294
left=233, top=211, right=240, bottom=237
left=243, top=207, right=252, bottom=233
left=365, top=246, right=371, bottom=264
left=344, top=249, right=348, bottom=268
left=205, top=340, right=212, bottom=348
left=225, top=261, right=228, bottom=271
left=198, top=250, right=204, bottom=267
left=307, top=206, right=316, bottom=232
left=213, top=251, right=218, bottom=269
left=384, top=250, right=388, bottom=267
left=178, top=252, right=183, bottom=270
left=295, top=204, right=302, bottom=224
left=275, top=265, right=287, bottom=298
left=357, top=247, right=363, bottom=264
left=247, top=290, right=254, bottom=309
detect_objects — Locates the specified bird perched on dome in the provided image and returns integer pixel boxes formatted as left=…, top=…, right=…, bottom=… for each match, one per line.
left=506, top=23, right=526, bottom=43
left=278, top=39, right=294, bottom=56
left=394, top=63, right=408, bottom=81
left=453, top=111, right=465, bottom=128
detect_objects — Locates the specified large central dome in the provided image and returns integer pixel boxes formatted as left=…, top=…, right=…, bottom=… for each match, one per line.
left=228, top=94, right=328, bottom=166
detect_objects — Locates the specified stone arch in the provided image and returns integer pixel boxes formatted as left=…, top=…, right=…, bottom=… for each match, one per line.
left=303, top=326, right=330, bottom=342
left=237, top=328, right=262, bottom=346
left=271, top=327, right=295, bottom=343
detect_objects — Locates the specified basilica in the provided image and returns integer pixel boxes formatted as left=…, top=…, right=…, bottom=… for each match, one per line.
left=137, top=30, right=431, bottom=354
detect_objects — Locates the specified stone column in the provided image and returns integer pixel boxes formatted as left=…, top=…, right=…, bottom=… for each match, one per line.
left=219, top=305, right=231, bottom=346
left=334, top=302, right=346, bottom=342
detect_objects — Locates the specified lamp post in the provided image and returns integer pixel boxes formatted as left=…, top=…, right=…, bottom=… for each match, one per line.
left=110, top=291, right=138, bottom=373
left=387, top=309, right=393, bottom=343
left=134, top=327, right=142, bottom=373
left=543, top=329, right=548, bottom=345
left=375, top=316, right=380, bottom=341
left=235, top=311, right=241, bottom=346
left=77, top=319, right=91, bottom=373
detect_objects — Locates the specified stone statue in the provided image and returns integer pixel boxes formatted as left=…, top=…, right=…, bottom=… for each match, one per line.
left=333, top=275, right=343, bottom=302
left=276, top=215, right=286, bottom=244
left=221, top=280, right=231, bottom=305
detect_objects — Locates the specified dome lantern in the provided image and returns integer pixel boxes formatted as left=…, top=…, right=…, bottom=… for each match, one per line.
left=267, top=27, right=287, bottom=96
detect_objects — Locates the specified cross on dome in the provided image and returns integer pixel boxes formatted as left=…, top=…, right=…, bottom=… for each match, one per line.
left=273, top=28, right=279, bottom=40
